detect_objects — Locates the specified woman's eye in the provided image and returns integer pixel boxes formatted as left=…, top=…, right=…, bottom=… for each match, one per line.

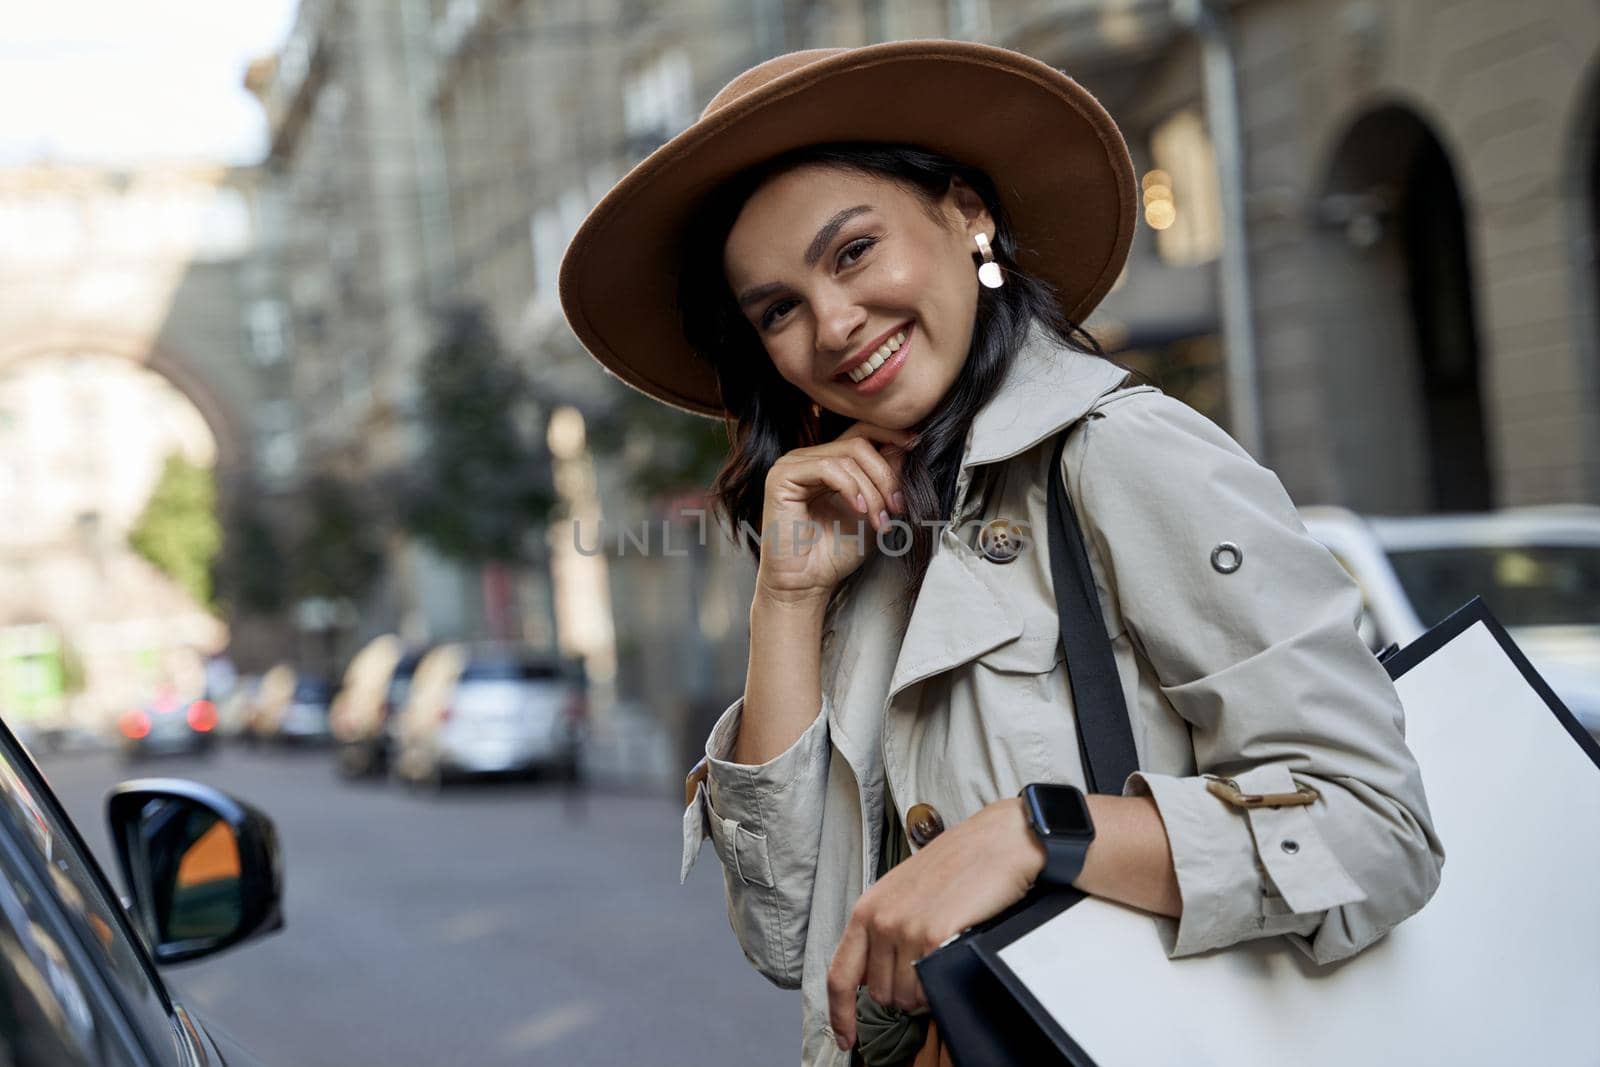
left=761, top=299, right=797, bottom=329
left=838, top=236, right=876, bottom=268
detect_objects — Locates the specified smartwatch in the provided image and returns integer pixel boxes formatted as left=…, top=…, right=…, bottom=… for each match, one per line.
left=1020, top=783, right=1096, bottom=889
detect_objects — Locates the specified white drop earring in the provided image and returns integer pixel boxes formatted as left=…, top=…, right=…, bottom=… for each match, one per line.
left=974, top=232, right=1004, bottom=289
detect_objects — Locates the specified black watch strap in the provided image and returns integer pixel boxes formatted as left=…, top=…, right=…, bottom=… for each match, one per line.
left=1037, top=835, right=1091, bottom=889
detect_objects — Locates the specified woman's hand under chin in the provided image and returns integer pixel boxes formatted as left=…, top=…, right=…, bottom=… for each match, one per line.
left=824, top=797, right=1046, bottom=1052
left=754, top=419, right=915, bottom=607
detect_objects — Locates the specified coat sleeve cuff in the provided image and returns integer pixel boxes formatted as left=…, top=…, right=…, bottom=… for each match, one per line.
left=680, top=694, right=830, bottom=885
left=1127, top=764, right=1366, bottom=957
left=704, top=694, right=830, bottom=828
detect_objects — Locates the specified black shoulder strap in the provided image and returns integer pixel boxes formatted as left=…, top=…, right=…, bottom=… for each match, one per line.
left=1047, top=430, right=1140, bottom=794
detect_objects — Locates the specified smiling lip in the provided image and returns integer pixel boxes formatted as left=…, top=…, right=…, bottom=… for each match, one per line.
left=832, top=322, right=914, bottom=382
left=837, top=326, right=911, bottom=396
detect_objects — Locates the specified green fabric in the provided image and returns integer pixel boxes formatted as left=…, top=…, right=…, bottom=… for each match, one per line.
left=853, top=798, right=930, bottom=1067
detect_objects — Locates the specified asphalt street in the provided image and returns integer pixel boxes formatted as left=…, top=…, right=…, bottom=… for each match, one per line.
left=34, top=743, right=797, bottom=1067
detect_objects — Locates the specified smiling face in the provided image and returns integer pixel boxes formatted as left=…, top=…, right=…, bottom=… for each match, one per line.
left=722, top=163, right=995, bottom=430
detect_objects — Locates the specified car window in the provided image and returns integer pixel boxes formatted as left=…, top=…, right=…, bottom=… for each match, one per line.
left=387, top=676, right=414, bottom=707
left=1387, top=544, right=1600, bottom=629
left=460, top=661, right=565, bottom=682
left=0, top=731, right=180, bottom=1064
left=0, top=851, right=100, bottom=1065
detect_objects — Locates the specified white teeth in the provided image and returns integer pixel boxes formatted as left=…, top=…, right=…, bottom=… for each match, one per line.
left=846, top=331, right=908, bottom=383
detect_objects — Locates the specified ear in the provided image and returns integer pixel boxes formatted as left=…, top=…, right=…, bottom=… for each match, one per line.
left=943, top=176, right=995, bottom=245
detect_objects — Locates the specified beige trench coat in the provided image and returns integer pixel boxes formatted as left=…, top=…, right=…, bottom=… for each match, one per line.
left=681, top=327, right=1444, bottom=1066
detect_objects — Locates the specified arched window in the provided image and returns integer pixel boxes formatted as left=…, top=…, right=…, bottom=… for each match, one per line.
left=1317, top=105, right=1492, bottom=513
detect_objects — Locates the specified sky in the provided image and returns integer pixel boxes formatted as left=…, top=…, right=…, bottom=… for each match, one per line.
left=0, top=0, right=301, bottom=165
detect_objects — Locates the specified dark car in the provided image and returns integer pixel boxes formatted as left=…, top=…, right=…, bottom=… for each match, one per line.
left=118, top=689, right=218, bottom=761
left=0, top=715, right=283, bottom=1065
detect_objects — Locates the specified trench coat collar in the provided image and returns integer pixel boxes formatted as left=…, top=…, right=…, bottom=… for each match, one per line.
left=960, top=323, right=1131, bottom=470
left=875, top=325, right=1132, bottom=704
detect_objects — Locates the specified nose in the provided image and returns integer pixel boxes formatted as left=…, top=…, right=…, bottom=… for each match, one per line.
left=813, top=287, right=866, bottom=362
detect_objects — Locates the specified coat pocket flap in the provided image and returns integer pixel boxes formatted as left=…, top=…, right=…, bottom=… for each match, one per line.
left=973, top=633, right=1065, bottom=674
left=706, top=805, right=776, bottom=889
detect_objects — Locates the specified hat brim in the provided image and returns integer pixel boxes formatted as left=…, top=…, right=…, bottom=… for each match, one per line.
left=559, top=39, right=1137, bottom=420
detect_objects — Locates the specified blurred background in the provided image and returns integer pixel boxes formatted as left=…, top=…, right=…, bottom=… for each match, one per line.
left=0, top=0, right=1597, bottom=1064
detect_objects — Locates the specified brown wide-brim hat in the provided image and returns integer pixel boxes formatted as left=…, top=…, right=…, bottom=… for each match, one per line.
left=558, top=39, right=1137, bottom=420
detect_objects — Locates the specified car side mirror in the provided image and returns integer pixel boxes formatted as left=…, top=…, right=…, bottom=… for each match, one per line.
left=106, top=779, right=285, bottom=964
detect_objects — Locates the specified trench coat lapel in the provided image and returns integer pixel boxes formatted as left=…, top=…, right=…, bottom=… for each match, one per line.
left=884, top=329, right=1131, bottom=703
left=887, top=530, right=1023, bottom=700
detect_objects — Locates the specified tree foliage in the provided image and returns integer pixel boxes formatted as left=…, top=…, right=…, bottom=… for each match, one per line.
left=290, top=472, right=386, bottom=602
left=404, top=305, right=554, bottom=563
left=584, top=383, right=730, bottom=499
left=214, top=490, right=290, bottom=616
left=128, top=454, right=222, bottom=609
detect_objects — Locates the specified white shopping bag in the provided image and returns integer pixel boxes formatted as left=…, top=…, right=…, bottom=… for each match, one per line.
left=986, top=598, right=1600, bottom=1067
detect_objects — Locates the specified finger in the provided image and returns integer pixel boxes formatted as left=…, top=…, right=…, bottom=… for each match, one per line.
left=839, top=437, right=904, bottom=515
left=774, top=455, right=869, bottom=517
left=827, top=920, right=869, bottom=1049
left=891, top=945, right=925, bottom=1013
left=819, top=455, right=889, bottom=531
left=865, top=935, right=898, bottom=1013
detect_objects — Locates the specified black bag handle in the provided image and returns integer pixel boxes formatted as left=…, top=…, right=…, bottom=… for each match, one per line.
left=1047, top=430, right=1139, bottom=794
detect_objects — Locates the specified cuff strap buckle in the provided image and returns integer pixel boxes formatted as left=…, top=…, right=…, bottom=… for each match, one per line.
left=1203, top=774, right=1320, bottom=809
left=685, top=757, right=709, bottom=808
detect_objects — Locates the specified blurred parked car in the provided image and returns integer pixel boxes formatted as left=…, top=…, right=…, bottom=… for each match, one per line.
left=1302, top=505, right=1600, bottom=740
left=117, top=687, right=218, bottom=761
left=0, top=715, right=283, bottom=1065
left=332, top=635, right=428, bottom=779
left=245, top=663, right=297, bottom=743
left=279, top=675, right=334, bottom=745
left=216, top=674, right=259, bottom=739
left=390, top=644, right=587, bottom=790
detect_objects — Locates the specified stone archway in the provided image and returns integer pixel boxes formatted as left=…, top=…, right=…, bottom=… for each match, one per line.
left=0, top=331, right=243, bottom=473
left=0, top=335, right=238, bottom=737
left=1315, top=104, right=1492, bottom=513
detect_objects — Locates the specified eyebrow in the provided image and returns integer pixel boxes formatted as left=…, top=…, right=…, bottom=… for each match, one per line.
left=735, top=204, right=873, bottom=309
left=805, top=205, right=871, bottom=266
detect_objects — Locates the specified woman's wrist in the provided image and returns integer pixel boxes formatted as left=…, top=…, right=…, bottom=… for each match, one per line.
left=1000, top=796, right=1048, bottom=886
left=750, top=581, right=832, bottom=619
left=1074, top=794, right=1182, bottom=917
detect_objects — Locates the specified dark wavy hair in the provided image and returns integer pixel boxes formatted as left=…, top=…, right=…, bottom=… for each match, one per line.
left=678, top=142, right=1111, bottom=612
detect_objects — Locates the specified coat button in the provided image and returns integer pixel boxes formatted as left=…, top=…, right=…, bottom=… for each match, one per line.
left=977, top=519, right=1027, bottom=564
left=905, top=803, right=945, bottom=848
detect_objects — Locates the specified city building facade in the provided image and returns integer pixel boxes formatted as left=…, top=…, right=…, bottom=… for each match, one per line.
left=241, top=0, right=1600, bottom=778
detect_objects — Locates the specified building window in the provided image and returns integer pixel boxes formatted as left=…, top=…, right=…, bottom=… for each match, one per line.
left=623, top=49, right=695, bottom=156
left=1147, top=109, right=1223, bottom=266
left=247, top=300, right=291, bottom=366
left=256, top=398, right=299, bottom=483
left=530, top=187, right=600, bottom=311
left=530, top=208, right=564, bottom=309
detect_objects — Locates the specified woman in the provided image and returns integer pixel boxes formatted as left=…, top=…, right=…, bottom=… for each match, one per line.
left=560, top=41, right=1443, bottom=1067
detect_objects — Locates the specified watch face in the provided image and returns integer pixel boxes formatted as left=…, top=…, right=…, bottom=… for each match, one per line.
left=1028, top=785, right=1094, bottom=839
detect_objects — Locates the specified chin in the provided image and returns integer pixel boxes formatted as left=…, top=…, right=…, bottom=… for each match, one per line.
left=863, top=398, right=934, bottom=431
